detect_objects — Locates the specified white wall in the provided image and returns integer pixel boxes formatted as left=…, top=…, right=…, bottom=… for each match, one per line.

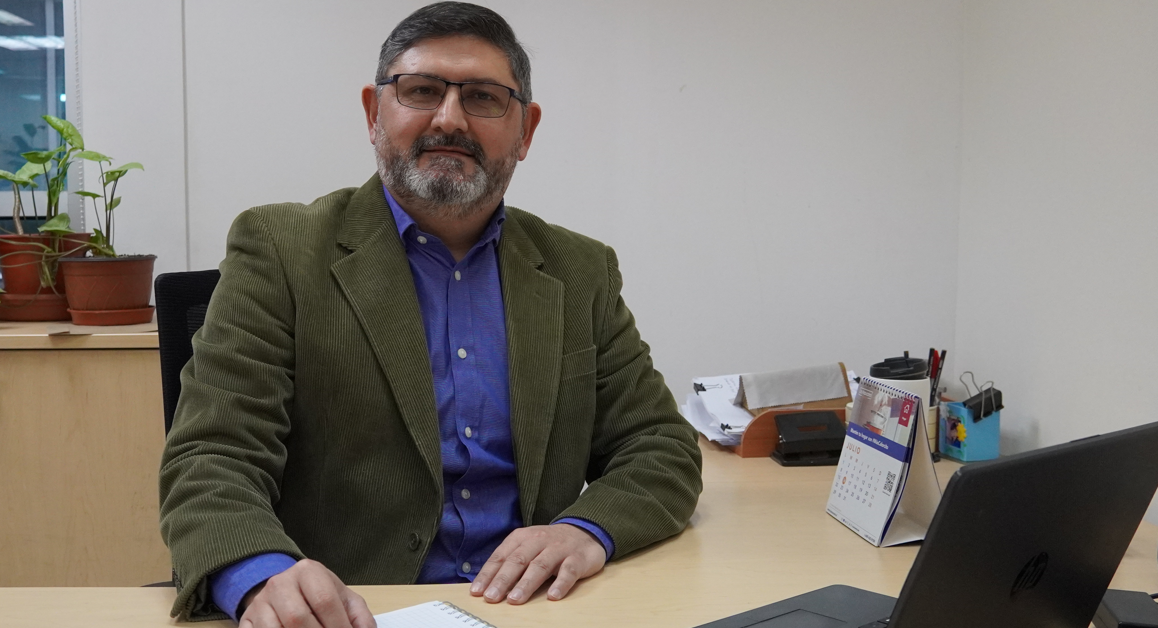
left=73, top=0, right=187, bottom=277
left=956, top=0, right=1158, bottom=518
left=956, top=0, right=1158, bottom=448
left=174, top=0, right=965, bottom=393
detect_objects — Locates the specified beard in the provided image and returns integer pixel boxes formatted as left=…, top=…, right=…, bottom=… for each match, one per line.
left=375, top=119, right=520, bottom=220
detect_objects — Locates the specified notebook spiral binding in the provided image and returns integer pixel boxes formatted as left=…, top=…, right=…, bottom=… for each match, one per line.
left=435, top=601, right=497, bottom=627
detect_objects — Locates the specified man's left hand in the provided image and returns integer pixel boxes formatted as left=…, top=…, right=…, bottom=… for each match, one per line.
left=469, top=524, right=607, bottom=604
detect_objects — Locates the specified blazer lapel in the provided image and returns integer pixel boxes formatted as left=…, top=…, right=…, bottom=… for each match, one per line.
left=330, top=174, right=442, bottom=489
left=499, top=209, right=565, bottom=525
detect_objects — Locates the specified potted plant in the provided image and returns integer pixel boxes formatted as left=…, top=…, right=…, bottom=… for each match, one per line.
left=0, top=115, right=94, bottom=321
left=57, top=151, right=151, bottom=326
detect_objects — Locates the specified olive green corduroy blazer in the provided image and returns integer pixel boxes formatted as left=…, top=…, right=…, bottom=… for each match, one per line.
left=159, top=174, right=703, bottom=621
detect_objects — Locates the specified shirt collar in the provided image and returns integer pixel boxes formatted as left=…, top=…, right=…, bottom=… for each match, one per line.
left=382, top=185, right=506, bottom=247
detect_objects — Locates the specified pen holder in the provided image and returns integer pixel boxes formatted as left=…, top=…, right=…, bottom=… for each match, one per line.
left=939, top=401, right=1000, bottom=462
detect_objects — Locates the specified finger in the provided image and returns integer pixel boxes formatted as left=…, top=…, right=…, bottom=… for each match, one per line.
left=297, top=565, right=352, bottom=628
left=243, top=600, right=284, bottom=628
left=471, top=531, right=524, bottom=596
left=342, top=589, right=376, bottom=628
left=506, top=547, right=566, bottom=605
left=546, top=555, right=587, bottom=601
left=268, top=582, right=325, bottom=628
left=483, top=544, right=545, bottom=603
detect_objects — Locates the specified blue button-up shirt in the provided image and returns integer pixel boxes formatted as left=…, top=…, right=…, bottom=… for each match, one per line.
left=208, top=188, right=613, bottom=620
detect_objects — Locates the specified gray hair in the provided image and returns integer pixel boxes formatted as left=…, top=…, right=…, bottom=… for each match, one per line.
left=375, top=2, right=532, bottom=102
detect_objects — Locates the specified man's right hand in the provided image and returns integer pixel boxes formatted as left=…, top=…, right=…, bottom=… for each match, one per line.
left=238, top=559, right=375, bottom=628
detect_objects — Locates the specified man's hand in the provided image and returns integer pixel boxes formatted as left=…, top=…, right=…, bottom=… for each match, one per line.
left=470, top=524, right=607, bottom=604
left=238, top=559, right=375, bottom=628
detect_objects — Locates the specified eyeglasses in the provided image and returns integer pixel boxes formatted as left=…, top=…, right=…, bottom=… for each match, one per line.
left=377, top=73, right=528, bottom=119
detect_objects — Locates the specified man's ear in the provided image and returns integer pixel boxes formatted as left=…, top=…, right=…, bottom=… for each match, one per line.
left=518, top=101, right=542, bottom=161
left=361, top=85, right=380, bottom=144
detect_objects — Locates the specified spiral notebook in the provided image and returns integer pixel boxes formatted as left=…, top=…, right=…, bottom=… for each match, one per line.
left=374, top=601, right=498, bottom=628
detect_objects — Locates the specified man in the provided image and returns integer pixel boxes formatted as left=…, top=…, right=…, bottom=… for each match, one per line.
left=159, top=3, right=702, bottom=627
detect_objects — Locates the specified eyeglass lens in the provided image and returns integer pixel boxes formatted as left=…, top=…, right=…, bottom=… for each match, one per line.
left=395, top=74, right=512, bottom=118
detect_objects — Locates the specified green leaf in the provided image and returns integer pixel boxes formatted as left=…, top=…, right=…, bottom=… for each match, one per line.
left=108, top=196, right=122, bottom=211
left=75, top=190, right=102, bottom=198
left=0, top=170, right=33, bottom=185
left=15, top=161, right=42, bottom=184
left=21, top=150, right=55, bottom=165
left=37, top=213, right=73, bottom=234
left=77, top=150, right=112, bottom=162
left=105, top=161, right=144, bottom=175
left=43, top=115, right=83, bottom=149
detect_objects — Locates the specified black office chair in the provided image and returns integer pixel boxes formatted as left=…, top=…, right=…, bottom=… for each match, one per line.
left=155, top=269, right=220, bottom=435
left=147, top=269, right=220, bottom=589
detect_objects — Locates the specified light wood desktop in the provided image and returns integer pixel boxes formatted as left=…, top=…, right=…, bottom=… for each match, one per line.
left=2, top=439, right=1156, bottom=628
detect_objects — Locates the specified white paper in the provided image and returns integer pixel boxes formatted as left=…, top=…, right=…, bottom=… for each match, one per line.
left=375, top=601, right=496, bottom=628
left=692, top=374, right=754, bottom=434
left=683, top=394, right=741, bottom=446
left=734, top=363, right=848, bottom=409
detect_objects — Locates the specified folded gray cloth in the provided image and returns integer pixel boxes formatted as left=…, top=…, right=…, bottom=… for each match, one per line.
left=733, top=363, right=847, bottom=409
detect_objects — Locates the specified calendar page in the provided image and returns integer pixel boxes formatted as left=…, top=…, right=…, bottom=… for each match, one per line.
left=826, top=377, right=923, bottom=546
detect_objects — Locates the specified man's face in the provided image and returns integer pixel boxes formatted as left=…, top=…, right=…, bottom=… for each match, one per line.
left=363, top=35, right=541, bottom=218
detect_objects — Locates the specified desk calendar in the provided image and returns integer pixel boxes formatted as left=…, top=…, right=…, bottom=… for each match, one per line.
left=826, top=377, right=943, bottom=547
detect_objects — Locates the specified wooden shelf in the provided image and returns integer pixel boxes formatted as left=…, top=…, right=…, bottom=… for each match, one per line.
left=0, top=320, right=158, bottom=350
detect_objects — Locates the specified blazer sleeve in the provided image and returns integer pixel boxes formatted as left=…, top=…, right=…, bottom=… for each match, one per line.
left=159, top=209, right=306, bottom=621
left=551, top=246, right=704, bottom=558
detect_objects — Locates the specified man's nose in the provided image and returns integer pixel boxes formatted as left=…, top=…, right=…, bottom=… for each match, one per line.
left=431, top=85, right=469, bottom=135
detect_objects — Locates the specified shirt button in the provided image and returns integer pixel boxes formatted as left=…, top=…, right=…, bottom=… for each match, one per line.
left=462, top=562, right=472, bottom=574
left=408, top=532, right=421, bottom=551
left=461, top=488, right=471, bottom=500
left=457, top=348, right=467, bottom=359
left=416, top=236, right=428, bottom=244
left=454, top=270, right=462, bottom=281
left=464, top=427, right=473, bottom=438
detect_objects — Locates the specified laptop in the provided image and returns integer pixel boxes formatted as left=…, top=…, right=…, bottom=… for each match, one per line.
left=696, top=421, right=1158, bottom=628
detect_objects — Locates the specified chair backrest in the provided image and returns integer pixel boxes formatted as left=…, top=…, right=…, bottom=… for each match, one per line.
left=154, top=269, right=220, bottom=434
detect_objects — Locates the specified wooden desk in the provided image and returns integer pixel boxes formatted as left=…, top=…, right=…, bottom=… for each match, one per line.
left=2, top=440, right=1156, bottom=627
left=0, top=321, right=171, bottom=587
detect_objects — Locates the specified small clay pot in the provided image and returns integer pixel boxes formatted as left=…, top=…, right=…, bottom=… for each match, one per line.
left=0, top=292, right=71, bottom=321
left=58, top=254, right=156, bottom=326
left=0, top=232, right=92, bottom=295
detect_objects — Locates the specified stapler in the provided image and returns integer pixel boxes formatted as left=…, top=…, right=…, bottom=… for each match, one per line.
left=771, top=411, right=845, bottom=466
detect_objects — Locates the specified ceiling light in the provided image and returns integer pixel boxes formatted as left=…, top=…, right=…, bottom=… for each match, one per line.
left=0, top=10, right=34, bottom=26
left=21, top=36, right=65, bottom=49
left=0, top=36, right=38, bottom=51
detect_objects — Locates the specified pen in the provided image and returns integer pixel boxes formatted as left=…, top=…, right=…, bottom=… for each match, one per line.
left=926, top=349, right=939, bottom=404
left=931, top=350, right=947, bottom=405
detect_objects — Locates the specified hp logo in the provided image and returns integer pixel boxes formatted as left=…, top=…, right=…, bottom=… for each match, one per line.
left=1010, top=552, right=1050, bottom=599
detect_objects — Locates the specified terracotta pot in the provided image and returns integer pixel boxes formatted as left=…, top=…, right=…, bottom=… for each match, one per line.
left=58, top=254, right=156, bottom=311
left=0, top=232, right=91, bottom=295
left=67, top=306, right=155, bottom=326
left=0, top=292, right=71, bottom=321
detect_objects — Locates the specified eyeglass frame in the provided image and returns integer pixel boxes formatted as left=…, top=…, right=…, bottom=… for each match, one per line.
left=376, top=73, right=529, bottom=118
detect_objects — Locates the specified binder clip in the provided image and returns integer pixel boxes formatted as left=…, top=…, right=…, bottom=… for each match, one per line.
left=963, top=385, right=1002, bottom=423
left=771, top=411, right=845, bottom=466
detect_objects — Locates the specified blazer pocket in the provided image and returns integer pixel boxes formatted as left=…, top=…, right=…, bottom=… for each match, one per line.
left=559, top=345, right=597, bottom=381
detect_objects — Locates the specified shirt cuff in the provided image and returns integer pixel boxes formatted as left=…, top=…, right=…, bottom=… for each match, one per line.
left=208, top=553, right=298, bottom=622
left=554, top=518, right=616, bottom=560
